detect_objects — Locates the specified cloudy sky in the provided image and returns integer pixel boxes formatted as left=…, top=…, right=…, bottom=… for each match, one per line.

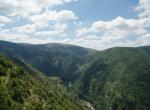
left=0, top=0, right=150, bottom=50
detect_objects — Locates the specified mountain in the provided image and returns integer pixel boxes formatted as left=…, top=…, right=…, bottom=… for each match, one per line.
left=0, top=40, right=96, bottom=82
left=0, top=40, right=150, bottom=110
left=74, top=47, right=150, bottom=110
left=0, top=54, right=89, bottom=110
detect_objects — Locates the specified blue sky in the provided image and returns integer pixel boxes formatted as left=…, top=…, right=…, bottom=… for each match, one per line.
left=57, top=0, right=139, bottom=21
left=0, top=0, right=150, bottom=50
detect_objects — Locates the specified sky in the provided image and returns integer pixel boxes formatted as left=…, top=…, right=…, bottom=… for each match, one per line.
left=0, top=0, right=150, bottom=50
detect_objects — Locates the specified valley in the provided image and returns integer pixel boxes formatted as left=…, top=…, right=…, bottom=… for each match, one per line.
left=0, top=40, right=150, bottom=110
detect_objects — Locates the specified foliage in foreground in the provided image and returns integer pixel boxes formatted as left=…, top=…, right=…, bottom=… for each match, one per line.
left=0, top=55, right=87, bottom=110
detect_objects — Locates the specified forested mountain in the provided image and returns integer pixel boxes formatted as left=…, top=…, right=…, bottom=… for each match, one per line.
left=0, top=40, right=150, bottom=110
left=0, top=40, right=95, bottom=82
left=0, top=55, right=88, bottom=110
left=75, top=47, right=150, bottom=110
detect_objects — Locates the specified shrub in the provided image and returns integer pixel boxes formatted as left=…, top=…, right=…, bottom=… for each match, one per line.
left=0, top=65, right=7, bottom=76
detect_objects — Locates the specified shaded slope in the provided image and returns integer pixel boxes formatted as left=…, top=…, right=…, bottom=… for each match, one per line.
left=0, top=40, right=96, bottom=82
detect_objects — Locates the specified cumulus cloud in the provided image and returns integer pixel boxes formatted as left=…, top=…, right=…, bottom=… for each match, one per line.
left=0, top=15, right=11, bottom=23
left=135, top=0, right=150, bottom=18
left=35, top=30, right=66, bottom=37
left=0, top=29, right=28, bottom=41
left=15, top=21, right=48, bottom=33
left=74, top=0, right=150, bottom=50
left=0, top=15, right=11, bottom=27
left=135, top=34, right=150, bottom=45
left=53, top=23, right=67, bottom=31
left=0, top=0, right=150, bottom=50
left=29, top=10, right=78, bottom=23
left=0, top=0, right=77, bottom=17
left=15, top=10, right=76, bottom=33
left=76, top=16, right=148, bottom=37
left=35, top=23, right=67, bottom=37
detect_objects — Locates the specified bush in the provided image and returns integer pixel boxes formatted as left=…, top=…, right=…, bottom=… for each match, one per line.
left=0, top=65, right=7, bottom=76
left=10, top=67, right=24, bottom=78
left=11, top=79, right=28, bottom=103
left=0, top=86, right=10, bottom=110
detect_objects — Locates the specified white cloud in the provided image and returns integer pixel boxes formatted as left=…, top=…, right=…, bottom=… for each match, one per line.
left=76, top=27, right=89, bottom=37
left=35, top=23, right=67, bottom=37
left=53, top=23, right=67, bottom=31
left=135, top=0, right=150, bottom=18
left=14, top=21, right=48, bottom=33
left=64, top=34, right=150, bottom=50
left=0, top=0, right=77, bottom=17
left=0, top=29, right=28, bottom=41
left=1, top=27, right=150, bottom=50
left=29, top=10, right=78, bottom=23
left=35, top=30, right=66, bottom=37
left=15, top=10, right=75, bottom=33
left=135, top=34, right=150, bottom=46
left=0, top=0, right=150, bottom=50
left=0, top=15, right=11, bottom=26
left=74, top=0, right=150, bottom=50
left=76, top=16, right=148, bottom=38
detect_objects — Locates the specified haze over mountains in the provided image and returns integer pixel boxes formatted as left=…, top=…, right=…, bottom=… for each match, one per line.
left=0, top=40, right=150, bottom=110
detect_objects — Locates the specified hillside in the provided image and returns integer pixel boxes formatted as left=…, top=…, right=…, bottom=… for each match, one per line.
left=0, top=40, right=150, bottom=110
left=0, top=40, right=96, bottom=82
left=0, top=55, right=88, bottom=110
left=75, top=47, right=150, bottom=110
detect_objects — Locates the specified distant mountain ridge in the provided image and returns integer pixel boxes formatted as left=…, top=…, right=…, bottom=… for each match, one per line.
left=0, top=40, right=96, bottom=82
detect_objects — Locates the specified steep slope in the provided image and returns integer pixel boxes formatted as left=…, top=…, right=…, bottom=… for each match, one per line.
left=1, top=40, right=150, bottom=110
left=0, top=55, right=88, bottom=110
left=75, top=47, right=150, bottom=110
left=0, top=40, right=96, bottom=82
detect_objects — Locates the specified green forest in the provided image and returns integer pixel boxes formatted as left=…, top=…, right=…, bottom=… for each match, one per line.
left=0, top=41, right=150, bottom=110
